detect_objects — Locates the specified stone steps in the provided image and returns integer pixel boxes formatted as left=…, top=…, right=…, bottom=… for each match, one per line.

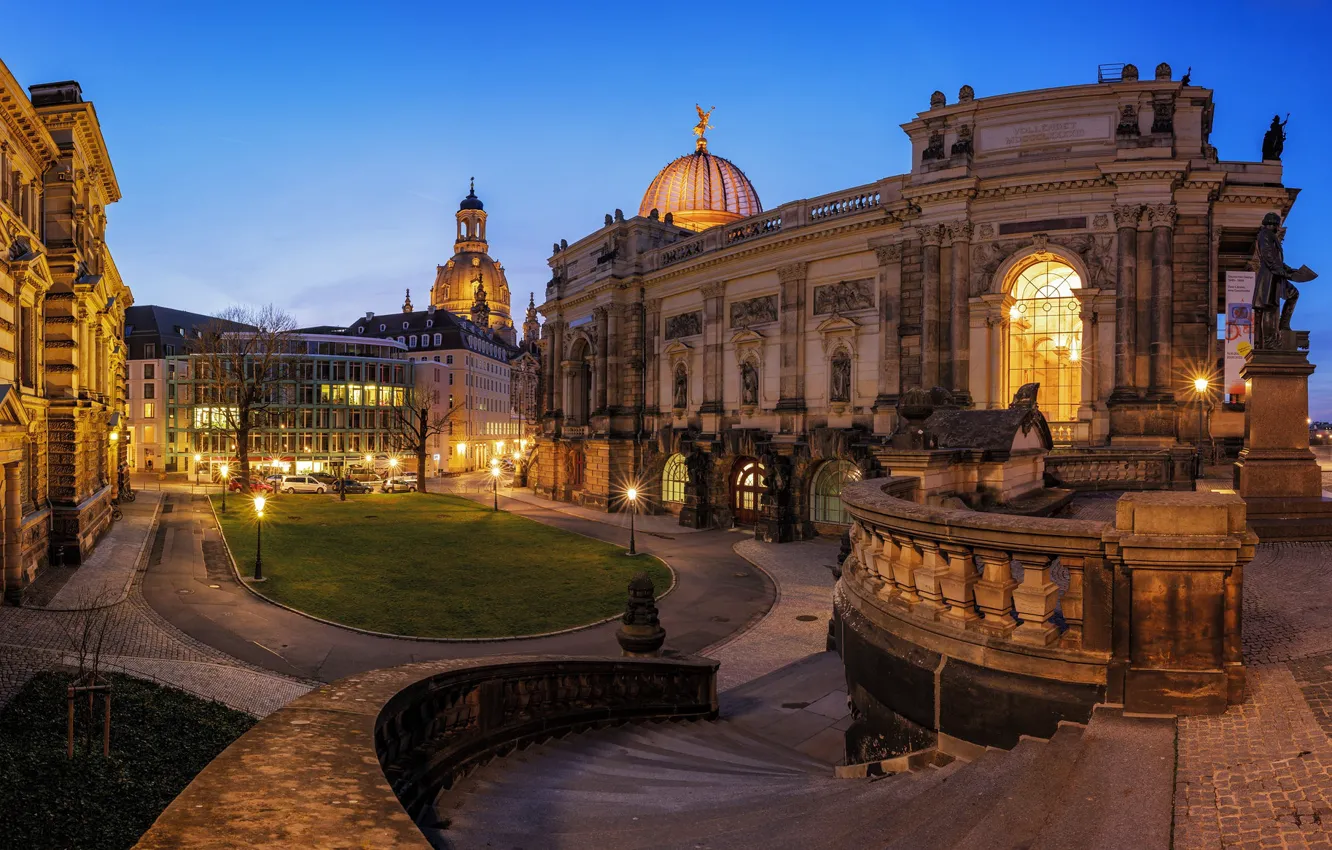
left=430, top=697, right=1175, bottom=850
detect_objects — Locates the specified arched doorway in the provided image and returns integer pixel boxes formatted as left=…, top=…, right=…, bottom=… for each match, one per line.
left=731, top=457, right=766, bottom=525
left=811, top=459, right=862, bottom=525
left=566, top=338, right=593, bottom=424
left=1006, top=258, right=1083, bottom=423
left=661, top=453, right=687, bottom=505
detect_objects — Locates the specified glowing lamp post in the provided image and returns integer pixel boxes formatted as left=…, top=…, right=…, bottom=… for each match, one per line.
left=626, top=487, right=638, bottom=556
left=253, top=496, right=266, bottom=581
left=1193, top=377, right=1210, bottom=482
left=491, top=462, right=501, bottom=511
left=220, top=463, right=230, bottom=513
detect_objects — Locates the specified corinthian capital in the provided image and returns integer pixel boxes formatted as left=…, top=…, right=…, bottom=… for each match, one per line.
left=874, top=244, right=902, bottom=265
left=1148, top=203, right=1177, bottom=229
left=945, top=220, right=974, bottom=243
left=919, top=224, right=946, bottom=247
left=700, top=280, right=727, bottom=299
left=776, top=262, right=808, bottom=283
left=592, top=305, right=609, bottom=321
left=1111, top=204, right=1143, bottom=229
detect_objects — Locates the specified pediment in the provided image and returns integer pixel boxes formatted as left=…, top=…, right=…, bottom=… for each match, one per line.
left=662, top=339, right=693, bottom=358
left=729, top=327, right=765, bottom=346
left=0, top=385, right=31, bottom=429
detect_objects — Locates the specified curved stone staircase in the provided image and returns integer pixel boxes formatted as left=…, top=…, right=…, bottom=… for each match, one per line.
left=429, top=653, right=1176, bottom=850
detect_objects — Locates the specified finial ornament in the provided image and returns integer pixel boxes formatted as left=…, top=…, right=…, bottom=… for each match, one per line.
left=693, top=104, right=715, bottom=152
left=402, top=288, right=413, bottom=313
left=469, top=176, right=474, bottom=193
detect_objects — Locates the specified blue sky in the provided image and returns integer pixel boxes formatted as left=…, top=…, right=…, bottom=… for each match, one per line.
left=4, top=0, right=1331, bottom=411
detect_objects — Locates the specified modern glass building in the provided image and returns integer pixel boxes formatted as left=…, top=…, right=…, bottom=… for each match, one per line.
left=164, top=333, right=413, bottom=476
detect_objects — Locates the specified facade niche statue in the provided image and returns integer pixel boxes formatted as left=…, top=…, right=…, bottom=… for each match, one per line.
left=1252, top=212, right=1317, bottom=349
left=741, top=362, right=758, bottom=406
left=673, top=364, right=688, bottom=409
left=830, top=353, right=851, bottom=403
left=1262, top=114, right=1289, bottom=161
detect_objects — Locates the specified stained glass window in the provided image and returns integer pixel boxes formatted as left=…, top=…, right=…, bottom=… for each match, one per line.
left=1006, top=260, right=1083, bottom=422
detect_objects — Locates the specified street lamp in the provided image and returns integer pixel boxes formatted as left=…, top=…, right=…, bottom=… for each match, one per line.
left=491, top=463, right=501, bottom=511
left=1193, top=377, right=1210, bottom=482
left=194, top=453, right=202, bottom=487
left=626, top=487, right=638, bottom=555
left=253, top=495, right=266, bottom=581
left=220, top=463, right=230, bottom=513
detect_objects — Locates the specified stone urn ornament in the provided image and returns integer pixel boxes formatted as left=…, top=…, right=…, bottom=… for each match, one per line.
left=616, top=572, right=666, bottom=657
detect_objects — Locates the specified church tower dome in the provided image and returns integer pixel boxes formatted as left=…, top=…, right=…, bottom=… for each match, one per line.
left=431, top=178, right=515, bottom=343
left=638, top=107, right=762, bottom=233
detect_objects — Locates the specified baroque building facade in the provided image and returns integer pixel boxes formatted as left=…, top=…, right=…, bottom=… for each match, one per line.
left=0, top=65, right=131, bottom=600
left=533, top=65, right=1295, bottom=537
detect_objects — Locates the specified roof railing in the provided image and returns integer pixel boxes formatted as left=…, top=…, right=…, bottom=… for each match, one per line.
left=1097, top=63, right=1125, bottom=83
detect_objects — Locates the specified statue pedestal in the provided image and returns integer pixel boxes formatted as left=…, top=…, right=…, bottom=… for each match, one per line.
left=1234, top=347, right=1332, bottom=540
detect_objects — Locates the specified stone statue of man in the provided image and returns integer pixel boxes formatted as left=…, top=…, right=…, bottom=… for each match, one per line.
left=741, top=363, right=758, bottom=406
left=673, top=366, right=688, bottom=408
left=830, top=356, right=851, bottom=402
left=1253, top=212, right=1317, bottom=349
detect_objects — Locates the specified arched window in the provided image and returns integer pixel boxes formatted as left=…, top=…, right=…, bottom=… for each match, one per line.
left=812, top=460, right=862, bottom=525
left=662, top=453, right=687, bottom=503
left=1006, top=259, right=1083, bottom=422
left=434, top=333, right=442, bottom=346
left=732, top=459, right=766, bottom=524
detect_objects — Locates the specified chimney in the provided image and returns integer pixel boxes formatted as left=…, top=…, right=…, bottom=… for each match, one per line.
left=365, top=311, right=374, bottom=321
left=427, top=305, right=436, bottom=315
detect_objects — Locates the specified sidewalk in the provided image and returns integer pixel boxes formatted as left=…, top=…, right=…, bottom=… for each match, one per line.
left=27, top=491, right=162, bottom=610
left=430, top=475, right=703, bottom=537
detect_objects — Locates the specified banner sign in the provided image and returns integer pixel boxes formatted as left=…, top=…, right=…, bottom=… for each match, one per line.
left=1224, top=271, right=1256, bottom=398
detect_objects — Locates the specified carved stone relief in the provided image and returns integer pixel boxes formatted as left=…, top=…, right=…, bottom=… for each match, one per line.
left=813, top=279, right=875, bottom=315
left=664, top=311, right=702, bottom=340
left=729, top=295, right=778, bottom=328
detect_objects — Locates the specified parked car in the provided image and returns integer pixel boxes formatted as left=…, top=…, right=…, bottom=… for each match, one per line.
left=380, top=476, right=418, bottom=493
left=228, top=477, right=272, bottom=494
left=311, top=472, right=339, bottom=486
left=337, top=478, right=373, bottom=494
left=265, top=474, right=284, bottom=488
left=277, top=475, right=327, bottom=494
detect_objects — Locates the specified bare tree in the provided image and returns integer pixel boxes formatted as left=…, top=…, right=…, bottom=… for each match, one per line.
left=386, top=386, right=463, bottom=483
left=194, top=305, right=300, bottom=487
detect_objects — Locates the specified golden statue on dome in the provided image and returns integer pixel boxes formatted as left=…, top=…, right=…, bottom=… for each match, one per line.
left=693, top=104, right=715, bottom=150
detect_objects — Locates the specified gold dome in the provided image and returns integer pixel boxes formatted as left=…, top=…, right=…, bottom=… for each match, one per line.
left=638, top=107, right=761, bottom=232
left=429, top=180, right=515, bottom=342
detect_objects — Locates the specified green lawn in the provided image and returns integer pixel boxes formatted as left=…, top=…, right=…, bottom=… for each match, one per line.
left=212, top=492, right=671, bottom=638
left=0, top=672, right=255, bottom=850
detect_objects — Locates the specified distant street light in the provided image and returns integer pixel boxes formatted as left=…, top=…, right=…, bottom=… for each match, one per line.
left=253, top=496, right=266, bottom=581
left=491, top=464, right=501, bottom=511
left=220, top=463, right=230, bottom=513
left=626, top=487, right=638, bottom=555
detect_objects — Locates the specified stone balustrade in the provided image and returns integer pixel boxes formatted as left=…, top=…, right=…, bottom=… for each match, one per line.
left=808, top=189, right=881, bottom=220
left=725, top=214, right=783, bottom=245
left=135, top=656, right=718, bottom=849
left=1045, top=448, right=1194, bottom=491
left=836, top=479, right=1253, bottom=754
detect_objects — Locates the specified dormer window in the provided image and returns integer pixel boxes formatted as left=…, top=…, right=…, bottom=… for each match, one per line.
left=398, top=336, right=406, bottom=345
left=426, top=319, right=433, bottom=328
left=379, top=324, right=386, bottom=331
left=403, top=321, right=409, bottom=329
left=409, top=335, right=418, bottom=347
left=357, top=326, right=364, bottom=334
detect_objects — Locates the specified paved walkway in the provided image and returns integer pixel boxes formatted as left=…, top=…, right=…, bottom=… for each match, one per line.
left=1174, top=541, right=1332, bottom=849
left=713, top=537, right=840, bottom=692
left=0, top=498, right=313, bottom=717
left=27, top=492, right=161, bottom=610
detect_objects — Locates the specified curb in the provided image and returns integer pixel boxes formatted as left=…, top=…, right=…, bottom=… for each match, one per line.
left=206, top=493, right=679, bottom=644
left=32, top=492, right=165, bottom=613
left=698, top=536, right=783, bottom=658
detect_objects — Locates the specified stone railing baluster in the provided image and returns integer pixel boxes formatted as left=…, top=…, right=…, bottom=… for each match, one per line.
left=876, top=534, right=902, bottom=601
left=973, top=548, right=1017, bottom=636
left=889, top=533, right=921, bottom=604
left=913, top=538, right=948, bottom=614
left=1060, top=555, right=1086, bottom=643
left=938, top=542, right=980, bottom=626
left=1012, top=553, right=1061, bottom=645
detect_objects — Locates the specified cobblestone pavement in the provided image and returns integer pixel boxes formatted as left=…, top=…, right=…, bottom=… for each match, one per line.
left=0, top=494, right=316, bottom=718
left=712, top=537, right=839, bottom=692
left=1174, top=541, right=1332, bottom=848
left=31, top=493, right=162, bottom=610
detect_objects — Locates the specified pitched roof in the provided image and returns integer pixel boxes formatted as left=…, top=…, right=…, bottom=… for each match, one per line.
left=345, top=306, right=519, bottom=360
left=123, top=305, right=254, bottom=358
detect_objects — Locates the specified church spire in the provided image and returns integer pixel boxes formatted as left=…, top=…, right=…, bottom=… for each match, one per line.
left=522, top=292, right=540, bottom=345
left=402, top=288, right=413, bottom=313
left=470, top=272, right=491, bottom=328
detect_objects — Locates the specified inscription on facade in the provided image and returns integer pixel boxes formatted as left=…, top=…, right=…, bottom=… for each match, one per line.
left=979, top=115, right=1112, bottom=151
left=664, top=311, right=702, bottom=339
left=813, top=279, right=875, bottom=315
left=729, top=295, right=777, bottom=328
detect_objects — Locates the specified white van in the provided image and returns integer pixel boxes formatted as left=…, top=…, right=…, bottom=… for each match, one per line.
left=278, top=475, right=327, bottom=494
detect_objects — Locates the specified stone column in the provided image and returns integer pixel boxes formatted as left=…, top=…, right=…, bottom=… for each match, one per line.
left=645, top=299, right=661, bottom=413
left=1148, top=204, right=1176, bottom=399
left=548, top=319, right=564, bottom=414
left=947, top=221, right=973, bottom=403
left=3, top=462, right=20, bottom=605
left=699, top=282, right=725, bottom=415
left=1075, top=288, right=1101, bottom=426
left=606, top=306, right=621, bottom=411
left=593, top=307, right=609, bottom=413
left=872, top=245, right=902, bottom=433
left=980, top=294, right=1012, bottom=408
left=920, top=225, right=944, bottom=389
left=775, top=262, right=808, bottom=410
left=1110, top=205, right=1141, bottom=399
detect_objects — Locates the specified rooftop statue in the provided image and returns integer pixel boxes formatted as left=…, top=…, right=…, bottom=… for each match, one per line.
left=693, top=104, right=714, bottom=139
left=1262, top=113, right=1289, bottom=161
left=1253, top=212, right=1317, bottom=349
